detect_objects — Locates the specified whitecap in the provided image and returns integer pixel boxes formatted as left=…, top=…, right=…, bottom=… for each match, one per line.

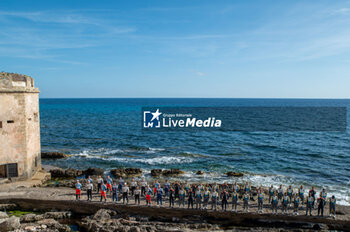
left=102, top=156, right=194, bottom=165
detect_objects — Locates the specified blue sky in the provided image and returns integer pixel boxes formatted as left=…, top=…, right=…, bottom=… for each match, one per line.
left=1, top=0, right=350, bottom=98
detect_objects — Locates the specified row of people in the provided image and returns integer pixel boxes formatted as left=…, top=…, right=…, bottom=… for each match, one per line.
left=75, top=177, right=337, bottom=218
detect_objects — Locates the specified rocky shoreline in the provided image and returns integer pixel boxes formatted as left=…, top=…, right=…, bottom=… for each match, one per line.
left=0, top=165, right=349, bottom=231
left=0, top=204, right=289, bottom=232
left=1, top=197, right=349, bottom=232
left=0, top=204, right=72, bottom=232
left=47, top=166, right=243, bottom=179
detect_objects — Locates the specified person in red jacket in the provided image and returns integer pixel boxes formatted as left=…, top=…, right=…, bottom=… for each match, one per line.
left=75, top=180, right=82, bottom=200
left=146, top=191, right=151, bottom=206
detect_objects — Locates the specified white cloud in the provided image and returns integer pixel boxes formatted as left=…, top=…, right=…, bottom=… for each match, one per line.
left=196, top=72, right=205, bottom=76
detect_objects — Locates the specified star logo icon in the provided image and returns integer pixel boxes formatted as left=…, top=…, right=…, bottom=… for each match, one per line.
left=150, top=109, right=162, bottom=121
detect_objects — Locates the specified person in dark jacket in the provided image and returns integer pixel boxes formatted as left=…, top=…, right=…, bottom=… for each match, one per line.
left=221, top=189, right=229, bottom=211
left=188, top=189, right=194, bottom=209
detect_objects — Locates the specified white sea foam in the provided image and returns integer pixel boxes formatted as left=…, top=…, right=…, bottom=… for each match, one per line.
left=74, top=150, right=95, bottom=158
left=102, top=149, right=123, bottom=155
left=102, top=156, right=194, bottom=165
left=73, top=146, right=166, bottom=157
left=149, top=147, right=166, bottom=151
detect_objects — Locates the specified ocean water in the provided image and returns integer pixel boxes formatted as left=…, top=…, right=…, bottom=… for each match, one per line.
left=40, top=98, right=350, bottom=205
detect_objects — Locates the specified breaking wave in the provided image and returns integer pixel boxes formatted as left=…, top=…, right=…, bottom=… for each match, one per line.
left=102, top=156, right=194, bottom=165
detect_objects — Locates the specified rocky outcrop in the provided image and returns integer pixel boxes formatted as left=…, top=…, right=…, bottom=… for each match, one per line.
left=196, top=171, right=204, bottom=175
left=50, top=167, right=104, bottom=179
left=65, top=168, right=83, bottom=178
left=32, top=218, right=70, bottom=232
left=92, top=209, right=116, bottom=221
left=49, top=168, right=66, bottom=178
left=20, top=213, right=44, bottom=223
left=44, top=211, right=72, bottom=220
left=151, top=169, right=162, bottom=177
left=0, top=215, right=20, bottom=232
left=41, top=152, right=69, bottom=159
left=78, top=208, right=219, bottom=232
left=110, top=168, right=142, bottom=178
left=151, top=169, right=184, bottom=177
left=0, top=212, right=8, bottom=220
left=226, top=171, right=244, bottom=177
left=83, top=168, right=104, bottom=177
left=162, top=169, right=184, bottom=177
left=50, top=168, right=83, bottom=178
left=1, top=198, right=350, bottom=231
left=20, top=211, right=72, bottom=223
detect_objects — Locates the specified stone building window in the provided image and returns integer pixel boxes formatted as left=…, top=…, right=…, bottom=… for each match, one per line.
left=7, top=163, right=18, bottom=178
left=0, top=121, right=2, bottom=128
left=0, top=163, right=18, bottom=178
left=7, top=120, right=14, bottom=124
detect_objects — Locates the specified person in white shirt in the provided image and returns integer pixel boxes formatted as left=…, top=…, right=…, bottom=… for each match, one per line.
left=87, top=182, right=93, bottom=201
left=140, top=178, right=147, bottom=196
left=134, top=186, right=141, bottom=205
left=97, top=176, right=103, bottom=193
left=122, top=183, right=129, bottom=204
left=178, top=187, right=186, bottom=207
left=211, top=190, right=218, bottom=211
left=131, top=178, right=138, bottom=196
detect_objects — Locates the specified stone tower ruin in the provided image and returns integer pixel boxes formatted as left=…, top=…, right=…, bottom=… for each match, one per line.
left=0, top=72, right=41, bottom=180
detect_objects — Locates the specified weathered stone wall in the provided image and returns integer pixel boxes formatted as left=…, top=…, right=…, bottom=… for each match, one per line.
left=0, top=93, right=27, bottom=178
left=0, top=73, right=40, bottom=180
left=24, top=93, right=41, bottom=176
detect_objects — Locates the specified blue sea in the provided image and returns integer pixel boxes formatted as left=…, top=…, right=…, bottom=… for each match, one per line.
left=40, top=98, right=350, bottom=205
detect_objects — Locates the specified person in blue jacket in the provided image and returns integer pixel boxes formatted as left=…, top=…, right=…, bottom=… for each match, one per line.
left=112, top=183, right=118, bottom=203
left=156, top=186, right=164, bottom=207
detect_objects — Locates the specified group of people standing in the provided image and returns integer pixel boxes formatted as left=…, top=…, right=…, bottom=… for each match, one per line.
left=268, top=185, right=336, bottom=217
left=74, top=176, right=337, bottom=218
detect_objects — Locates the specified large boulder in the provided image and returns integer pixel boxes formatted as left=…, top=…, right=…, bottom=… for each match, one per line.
left=196, top=170, right=204, bottom=175
left=226, top=171, right=244, bottom=177
left=44, top=211, right=72, bottom=220
left=41, top=152, right=69, bottom=159
left=65, top=168, right=83, bottom=178
left=50, top=168, right=83, bottom=178
left=151, top=169, right=162, bottom=177
left=20, top=213, right=44, bottom=223
left=129, top=226, right=141, bottom=232
left=125, top=168, right=142, bottom=177
left=83, top=168, right=104, bottom=177
left=36, top=219, right=70, bottom=232
left=110, top=168, right=126, bottom=178
left=110, top=168, right=142, bottom=178
left=93, top=209, right=116, bottom=221
left=162, top=169, right=184, bottom=177
left=0, top=212, right=8, bottom=220
left=50, top=168, right=66, bottom=178
left=0, top=216, right=20, bottom=231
